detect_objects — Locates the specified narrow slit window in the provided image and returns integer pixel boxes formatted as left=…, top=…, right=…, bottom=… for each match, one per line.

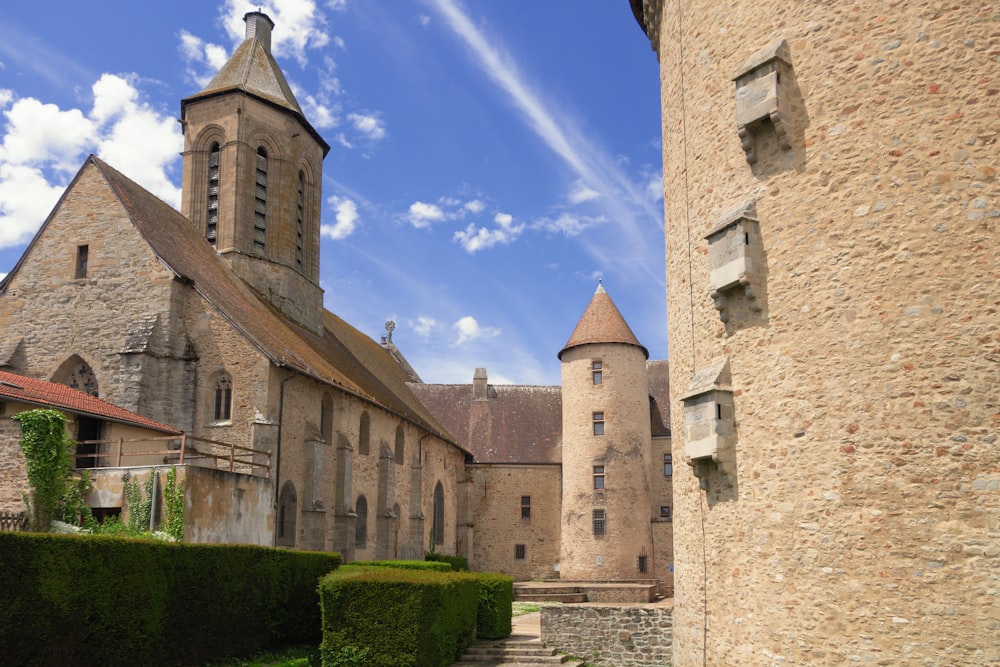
left=296, top=171, right=305, bottom=269
left=592, top=509, right=606, bottom=536
left=206, top=143, right=220, bottom=245
left=592, top=411, right=605, bottom=436
left=593, top=465, right=605, bottom=490
left=214, top=375, right=233, bottom=422
left=75, top=244, right=89, bottom=279
left=521, top=495, right=531, bottom=519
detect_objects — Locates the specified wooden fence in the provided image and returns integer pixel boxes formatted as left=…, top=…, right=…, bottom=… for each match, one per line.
left=73, top=434, right=272, bottom=478
left=0, top=509, right=28, bottom=532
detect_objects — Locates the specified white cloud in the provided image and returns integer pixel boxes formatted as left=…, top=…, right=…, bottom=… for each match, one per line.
left=178, top=30, right=228, bottom=88
left=453, top=316, right=500, bottom=346
left=221, top=0, right=330, bottom=67
left=453, top=211, right=525, bottom=253
left=321, top=195, right=360, bottom=240
left=407, top=201, right=446, bottom=229
left=0, top=89, right=13, bottom=108
left=533, top=213, right=604, bottom=237
left=645, top=170, right=664, bottom=202
left=0, top=272, right=6, bottom=282
left=411, top=316, right=438, bottom=338
left=347, top=112, right=386, bottom=142
left=463, top=199, right=485, bottom=214
left=568, top=180, right=601, bottom=205
left=0, top=75, right=182, bottom=249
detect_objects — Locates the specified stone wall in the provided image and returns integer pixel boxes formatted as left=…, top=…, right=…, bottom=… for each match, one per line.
left=646, top=0, right=1000, bottom=664
left=542, top=603, right=673, bottom=666
left=0, top=415, right=26, bottom=511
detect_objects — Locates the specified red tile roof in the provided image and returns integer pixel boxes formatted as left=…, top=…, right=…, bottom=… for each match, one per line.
left=559, top=283, right=648, bottom=360
left=0, top=370, right=180, bottom=434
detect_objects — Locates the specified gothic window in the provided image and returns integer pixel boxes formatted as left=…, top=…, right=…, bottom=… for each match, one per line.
left=432, top=481, right=445, bottom=545
left=592, top=360, right=602, bottom=385
left=57, top=357, right=99, bottom=397
left=592, top=509, right=606, bottom=536
left=296, top=171, right=305, bottom=269
left=358, top=412, right=370, bottom=455
left=276, top=481, right=297, bottom=547
left=521, top=495, right=531, bottom=520
left=321, top=393, right=333, bottom=443
left=592, top=411, right=605, bottom=436
left=253, top=147, right=267, bottom=254
left=206, top=142, right=220, bottom=245
left=213, top=373, right=233, bottom=422
left=75, top=245, right=89, bottom=279
left=593, top=465, right=605, bottom=490
left=394, top=424, right=404, bottom=464
left=355, top=495, right=368, bottom=548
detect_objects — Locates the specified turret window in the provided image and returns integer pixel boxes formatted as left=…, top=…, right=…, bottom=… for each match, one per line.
left=206, top=142, right=220, bottom=245
left=592, top=360, right=602, bottom=385
left=592, top=509, right=606, bottom=536
left=253, top=147, right=267, bottom=254
left=592, top=411, right=605, bottom=435
left=593, top=465, right=605, bottom=490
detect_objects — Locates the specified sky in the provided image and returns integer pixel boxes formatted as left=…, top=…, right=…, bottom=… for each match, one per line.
left=0, top=0, right=665, bottom=386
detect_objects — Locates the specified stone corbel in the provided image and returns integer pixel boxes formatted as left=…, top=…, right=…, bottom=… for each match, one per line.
left=733, top=39, right=792, bottom=164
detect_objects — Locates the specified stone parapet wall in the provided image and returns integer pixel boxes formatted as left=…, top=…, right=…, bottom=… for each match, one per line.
left=542, top=603, right=673, bottom=666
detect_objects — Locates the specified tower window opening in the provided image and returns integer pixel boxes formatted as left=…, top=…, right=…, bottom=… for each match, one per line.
left=253, top=147, right=267, bottom=254
left=592, top=411, right=605, bottom=435
left=521, top=495, right=531, bottom=519
left=593, top=465, right=605, bottom=490
left=296, top=171, right=305, bottom=269
left=206, top=143, right=220, bottom=245
left=592, top=360, right=603, bottom=385
left=515, top=544, right=526, bottom=560
left=592, top=509, right=606, bottom=536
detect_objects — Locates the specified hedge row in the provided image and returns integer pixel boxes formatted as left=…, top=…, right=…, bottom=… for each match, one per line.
left=352, top=559, right=452, bottom=571
left=320, top=567, right=513, bottom=666
left=426, top=552, right=469, bottom=571
left=0, top=532, right=341, bottom=666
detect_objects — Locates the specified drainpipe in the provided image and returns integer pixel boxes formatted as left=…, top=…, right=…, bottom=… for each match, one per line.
left=272, top=369, right=297, bottom=546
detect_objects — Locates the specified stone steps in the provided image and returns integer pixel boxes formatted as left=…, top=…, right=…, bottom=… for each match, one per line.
left=513, top=585, right=587, bottom=604
left=453, top=639, right=584, bottom=666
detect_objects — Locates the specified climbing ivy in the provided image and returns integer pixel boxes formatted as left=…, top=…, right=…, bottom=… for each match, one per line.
left=14, top=409, right=74, bottom=531
left=163, top=466, right=185, bottom=541
left=123, top=472, right=155, bottom=533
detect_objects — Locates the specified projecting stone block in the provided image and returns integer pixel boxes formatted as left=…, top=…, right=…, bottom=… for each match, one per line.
left=733, top=39, right=792, bottom=164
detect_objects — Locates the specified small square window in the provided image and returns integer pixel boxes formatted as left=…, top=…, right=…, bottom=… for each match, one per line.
left=592, top=509, right=606, bottom=536
left=592, top=411, right=605, bottom=436
left=593, top=465, right=605, bottom=490
left=515, top=544, right=526, bottom=560
left=521, top=495, right=531, bottom=520
left=663, top=454, right=673, bottom=478
left=660, top=505, right=672, bottom=520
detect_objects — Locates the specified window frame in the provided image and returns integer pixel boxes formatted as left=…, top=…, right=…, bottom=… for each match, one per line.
left=521, top=495, right=531, bottom=520
left=75, top=244, right=89, bottom=279
left=514, top=544, right=526, bottom=560
left=591, top=360, right=603, bottom=385
left=593, top=465, right=605, bottom=490
left=592, top=509, right=606, bottom=536
left=592, top=411, right=605, bottom=436
left=664, top=453, right=673, bottom=478
left=213, top=374, right=233, bottom=422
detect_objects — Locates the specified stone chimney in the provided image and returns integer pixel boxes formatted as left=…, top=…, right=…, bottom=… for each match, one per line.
left=473, top=368, right=488, bottom=400
left=244, top=11, right=275, bottom=53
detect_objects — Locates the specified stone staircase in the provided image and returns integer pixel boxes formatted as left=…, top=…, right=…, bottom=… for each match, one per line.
left=513, top=584, right=587, bottom=604
left=452, top=638, right=584, bottom=666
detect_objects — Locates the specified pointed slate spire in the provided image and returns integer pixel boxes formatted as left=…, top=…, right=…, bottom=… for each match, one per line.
left=187, top=11, right=304, bottom=116
left=558, top=282, right=648, bottom=360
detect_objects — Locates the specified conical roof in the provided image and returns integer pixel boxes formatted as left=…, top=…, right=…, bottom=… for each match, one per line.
left=558, top=283, right=648, bottom=360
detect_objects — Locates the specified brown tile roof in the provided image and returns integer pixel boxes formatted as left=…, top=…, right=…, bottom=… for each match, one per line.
left=408, top=382, right=562, bottom=464
left=646, top=359, right=671, bottom=437
left=559, top=283, right=648, bottom=360
left=0, top=370, right=180, bottom=434
left=89, top=156, right=457, bottom=448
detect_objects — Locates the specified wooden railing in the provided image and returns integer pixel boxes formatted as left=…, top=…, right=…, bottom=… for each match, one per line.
left=72, top=434, right=271, bottom=478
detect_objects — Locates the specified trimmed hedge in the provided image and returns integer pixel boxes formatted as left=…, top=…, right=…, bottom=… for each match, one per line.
left=0, top=532, right=341, bottom=666
left=474, top=572, right=514, bottom=639
left=426, top=552, right=469, bottom=571
left=320, top=566, right=479, bottom=667
left=350, top=559, right=452, bottom=571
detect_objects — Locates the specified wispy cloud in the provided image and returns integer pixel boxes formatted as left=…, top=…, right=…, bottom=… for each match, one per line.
left=453, top=212, right=525, bottom=253
left=347, top=112, right=386, bottom=142
left=322, top=195, right=360, bottom=240
left=453, top=315, right=500, bottom=346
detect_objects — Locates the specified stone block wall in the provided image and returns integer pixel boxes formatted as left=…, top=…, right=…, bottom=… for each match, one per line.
left=542, top=603, right=673, bottom=666
left=0, top=415, right=26, bottom=512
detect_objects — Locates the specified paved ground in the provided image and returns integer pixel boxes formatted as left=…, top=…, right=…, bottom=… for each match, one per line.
left=510, top=612, right=541, bottom=641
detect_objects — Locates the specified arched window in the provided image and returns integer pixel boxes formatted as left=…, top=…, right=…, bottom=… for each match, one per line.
left=54, top=356, right=99, bottom=397
left=358, top=412, right=370, bottom=455
left=276, top=481, right=297, bottom=547
left=321, top=393, right=333, bottom=443
left=432, top=481, right=445, bottom=546
left=206, top=142, right=220, bottom=245
left=213, top=373, right=233, bottom=422
left=253, top=146, right=267, bottom=254
left=394, top=425, right=405, bottom=464
left=296, top=171, right=305, bottom=270
left=355, top=495, right=368, bottom=548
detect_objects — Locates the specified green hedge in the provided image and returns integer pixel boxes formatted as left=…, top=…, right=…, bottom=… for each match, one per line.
left=0, top=532, right=341, bottom=666
left=320, top=567, right=479, bottom=667
left=425, top=552, right=469, bottom=571
left=350, top=559, right=451, bottom=571
left=473, top=572, right=514, bottom=639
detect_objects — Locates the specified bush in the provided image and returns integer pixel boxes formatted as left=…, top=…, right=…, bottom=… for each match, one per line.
left=425, top=552, right=469, bottom=571
left=349, top=559, right=451, bottom=571
left=319, top=567, right=479, bottom=667
left=473, top=573, right=514, bottom=639
left=0, top=532, right=341, bottom=666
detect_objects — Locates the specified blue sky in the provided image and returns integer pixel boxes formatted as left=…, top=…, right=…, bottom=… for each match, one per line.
left=0, top=0, right=665, bottom=386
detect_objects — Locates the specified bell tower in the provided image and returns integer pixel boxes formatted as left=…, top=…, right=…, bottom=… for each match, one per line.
left=180, top=11, right=330, bottom=333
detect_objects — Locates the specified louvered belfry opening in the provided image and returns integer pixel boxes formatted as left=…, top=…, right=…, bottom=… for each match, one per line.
left=253, top=147, right=267, bottom=254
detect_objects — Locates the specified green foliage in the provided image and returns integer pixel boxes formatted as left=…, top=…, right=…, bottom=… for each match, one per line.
left=349, top=559, right=451, bottom=571
left=0, top=531, right=341, bottom=666
left=13, top=409, right=75, bottom=530
left=319, top=644, right=371, bottom=667
left=319, top=567, right=479, bottom=667
left=59, top=470, right=94, bottom=526
left=425, top=552, right=469, bottom=571
left=472, top=573, right=514, bottom=639
left=124, top=471, right=155, bottom=532
left=162, top=466, right=185, bottom=541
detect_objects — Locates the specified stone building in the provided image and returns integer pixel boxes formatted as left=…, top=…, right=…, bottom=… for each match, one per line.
left=630, top=0, right=999, bottom=664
